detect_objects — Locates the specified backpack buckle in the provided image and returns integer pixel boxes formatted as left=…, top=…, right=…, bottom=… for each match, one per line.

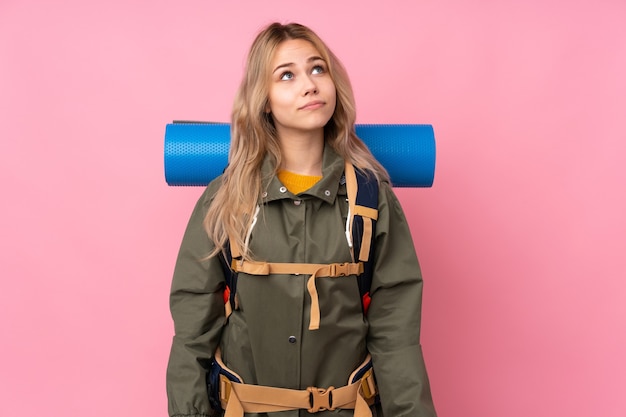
left=307, top=386, right=335, bottom=412
left=359, top=369, right=377, bottom=399
left=329, top=263, right=347, bottom=277
left=328, top=262, right=364, bottom=277
left=219, top=374, right=233, bottom=403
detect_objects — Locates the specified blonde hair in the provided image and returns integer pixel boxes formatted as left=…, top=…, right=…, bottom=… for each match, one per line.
left=204, top=22, right=389, bottom=259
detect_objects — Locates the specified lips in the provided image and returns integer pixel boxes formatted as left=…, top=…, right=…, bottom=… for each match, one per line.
left=299, top=100, right=325, bottom=110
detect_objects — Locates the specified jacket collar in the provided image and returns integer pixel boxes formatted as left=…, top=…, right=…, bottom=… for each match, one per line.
left=260, top=143, right=345, bottom=205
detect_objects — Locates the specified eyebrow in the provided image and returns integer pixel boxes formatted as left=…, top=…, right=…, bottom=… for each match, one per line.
left=272, top=56, right=325, bottom=74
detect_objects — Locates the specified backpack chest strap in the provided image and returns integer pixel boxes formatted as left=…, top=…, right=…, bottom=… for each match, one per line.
left=231, top=260, right=364, bottom=330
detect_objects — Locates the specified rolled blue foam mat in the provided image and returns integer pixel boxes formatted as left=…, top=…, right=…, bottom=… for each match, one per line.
left=164, top=121, right=435, bottom=187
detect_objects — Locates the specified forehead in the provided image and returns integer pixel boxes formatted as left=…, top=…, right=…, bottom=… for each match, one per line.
left=271, top=39, right=323, bottom=67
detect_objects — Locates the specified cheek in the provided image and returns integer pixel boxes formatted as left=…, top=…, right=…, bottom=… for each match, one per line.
left=327, top=84, right=338, bottom=112
left=268, top=89, right=290, bottom=113
left=325, top=80, right=337, bottom=102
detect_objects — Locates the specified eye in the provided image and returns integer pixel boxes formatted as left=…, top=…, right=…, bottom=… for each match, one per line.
left=280, top=71, right=294, bottom=81
left=311, top=65, right=325, bottom=75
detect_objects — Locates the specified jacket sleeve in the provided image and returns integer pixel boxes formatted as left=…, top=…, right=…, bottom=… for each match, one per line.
left=166, top=186, right=226, bottom=417
left=366, top=182, right=437, bottom=417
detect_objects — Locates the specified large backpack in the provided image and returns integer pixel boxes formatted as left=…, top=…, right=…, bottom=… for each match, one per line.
left=218, top=161, right=379, bottom=330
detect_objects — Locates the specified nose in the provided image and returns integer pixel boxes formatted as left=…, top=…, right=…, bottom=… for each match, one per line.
left=303, top=74, right=318, bottom=96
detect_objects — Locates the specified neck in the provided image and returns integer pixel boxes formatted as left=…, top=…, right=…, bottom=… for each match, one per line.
left=278, top=129, right=324, bottom=176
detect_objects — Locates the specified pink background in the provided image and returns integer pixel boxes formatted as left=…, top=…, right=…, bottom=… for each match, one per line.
left=1, top=0, right=625, bottom=416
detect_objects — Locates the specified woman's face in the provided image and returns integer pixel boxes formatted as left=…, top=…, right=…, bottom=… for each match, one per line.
left=266, top=39, right=337, bottom=140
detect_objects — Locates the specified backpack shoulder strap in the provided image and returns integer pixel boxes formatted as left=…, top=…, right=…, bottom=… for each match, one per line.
left=221, top=208, right=257, bottom=318
left=344, top=162, right=379, bottom=314
left=219, top=248, right=237, bottom=318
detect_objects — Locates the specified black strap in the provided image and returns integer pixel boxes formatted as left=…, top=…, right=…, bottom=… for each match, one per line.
left=219, top=250, right=238, bottom=309
left=352, top=169, right=378, bottom=311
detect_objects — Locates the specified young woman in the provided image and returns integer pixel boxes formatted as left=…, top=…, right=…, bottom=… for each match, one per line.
left=166, top=22, right=437, bottom=417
